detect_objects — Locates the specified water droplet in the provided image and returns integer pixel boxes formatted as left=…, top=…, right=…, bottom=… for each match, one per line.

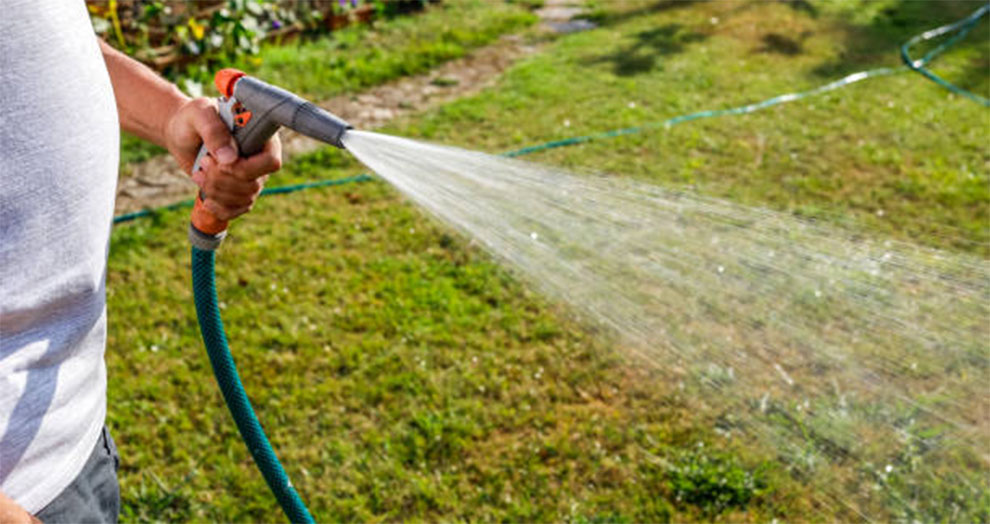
left=774, top=363, right=795, bottom=386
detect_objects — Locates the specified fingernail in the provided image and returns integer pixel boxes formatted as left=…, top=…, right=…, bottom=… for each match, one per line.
left=192, top=171, right=206, bottom=187
left=216, top=146, right=237, bottom=165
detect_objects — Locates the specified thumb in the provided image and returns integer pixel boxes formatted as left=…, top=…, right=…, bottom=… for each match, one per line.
left=187, top=99, right=239, bottom=166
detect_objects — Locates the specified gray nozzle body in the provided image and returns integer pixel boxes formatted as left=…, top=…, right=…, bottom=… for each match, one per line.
left=187, top=73, right=352, bottom=251
left=231, top=76, right=352, bottom=155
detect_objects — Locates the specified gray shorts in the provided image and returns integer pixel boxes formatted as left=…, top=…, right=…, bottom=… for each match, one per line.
left=36, top=426, right=120, bottom=524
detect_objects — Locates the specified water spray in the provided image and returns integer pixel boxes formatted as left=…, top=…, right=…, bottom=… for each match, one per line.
left=174, top=6, right=990, bottom=520
left=190, top=69, right=352, bottom=523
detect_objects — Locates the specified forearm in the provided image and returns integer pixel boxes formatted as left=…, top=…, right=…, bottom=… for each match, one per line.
left=98, top=38, right=281, bottom=222
left=98, top=39, right=189, bottom=147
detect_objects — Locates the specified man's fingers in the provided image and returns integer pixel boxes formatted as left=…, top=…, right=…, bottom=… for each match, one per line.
left=194, top=160, right=263, bottom=194
left=188, top=99, right=238, bottom=166
left=203, top=198, right=253, bottom=222
left=203, top=173, right=265, bottom=204
left=217, top=135, right=282, bottom=180
left=180, top=102, right=280, bottom=222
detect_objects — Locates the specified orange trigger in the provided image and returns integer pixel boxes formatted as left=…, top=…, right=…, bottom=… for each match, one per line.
left=234, top=111, right=253, bottom=127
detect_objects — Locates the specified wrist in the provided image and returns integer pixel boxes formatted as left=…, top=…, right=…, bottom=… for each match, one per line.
left=160, top=88, right=193, bottom=148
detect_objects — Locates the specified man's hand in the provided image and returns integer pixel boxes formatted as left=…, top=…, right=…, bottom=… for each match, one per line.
left=99, top=40, right=282, bottom=222
left=164, top=98, right=282, bottom=221
left=0, top=491, right=41, bottom=524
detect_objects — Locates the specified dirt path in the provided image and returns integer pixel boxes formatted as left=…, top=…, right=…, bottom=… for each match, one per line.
left=114, top=3, right=591, bottom=215
left=114, top=35, right=540, bottom=214
left=535, top=0, right=593, bottom=34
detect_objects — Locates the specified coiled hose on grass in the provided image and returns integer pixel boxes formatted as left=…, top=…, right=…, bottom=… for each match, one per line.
left=181, top=6, right=988, bottom=522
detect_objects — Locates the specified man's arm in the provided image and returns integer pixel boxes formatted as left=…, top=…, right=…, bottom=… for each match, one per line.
left=99, top=40, right=281, bottom=220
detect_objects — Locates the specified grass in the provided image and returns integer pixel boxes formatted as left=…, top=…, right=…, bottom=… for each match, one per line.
left=108, top=0, right=989, bottom=521
left=111, top=180, right=778, bottom=522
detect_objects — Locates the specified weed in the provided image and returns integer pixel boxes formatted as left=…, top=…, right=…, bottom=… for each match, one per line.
left=666, top=443, right=769, bottom=517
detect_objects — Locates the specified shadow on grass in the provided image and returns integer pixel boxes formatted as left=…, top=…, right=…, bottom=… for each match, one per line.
left=757, top=32, right=809, bottom=56
left=811, top=0, right=989, bottom=83
left=948, top=52, right=990, bottom=97
left=584, top=23, right=709, bottom=76
left=585, top=0, right=699, bottom=27
left=781, top=0, right=818, bottom=18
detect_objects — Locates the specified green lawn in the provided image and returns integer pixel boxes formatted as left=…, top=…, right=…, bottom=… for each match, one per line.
left=108, top=0, right=989, bottom=521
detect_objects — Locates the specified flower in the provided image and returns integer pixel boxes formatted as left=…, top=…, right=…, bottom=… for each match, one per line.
left=188, top=17, right=205, bottom=40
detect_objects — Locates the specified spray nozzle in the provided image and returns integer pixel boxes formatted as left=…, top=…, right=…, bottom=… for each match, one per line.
left=223, top=71, right=352, bottom=150
left=189, top=69, right=353, bottom=251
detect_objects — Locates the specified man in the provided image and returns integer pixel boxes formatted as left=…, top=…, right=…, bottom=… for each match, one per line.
left=1, top=2, right=282, bottom=522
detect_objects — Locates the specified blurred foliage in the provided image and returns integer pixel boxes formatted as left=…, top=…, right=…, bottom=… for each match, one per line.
left=90, top=1, right=316, bottom=66
left=232, top=1, right=538, bottom=101
left=88, top=0, right=435, bottom=85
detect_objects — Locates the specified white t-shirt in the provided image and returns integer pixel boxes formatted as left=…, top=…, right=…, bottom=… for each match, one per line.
left=0, top=0, right=119, bottom=513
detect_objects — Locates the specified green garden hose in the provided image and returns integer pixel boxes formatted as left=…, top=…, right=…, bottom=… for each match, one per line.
left=191, top=247, right=315, bottom=524
left=901, top=3, right=990, bottom=107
